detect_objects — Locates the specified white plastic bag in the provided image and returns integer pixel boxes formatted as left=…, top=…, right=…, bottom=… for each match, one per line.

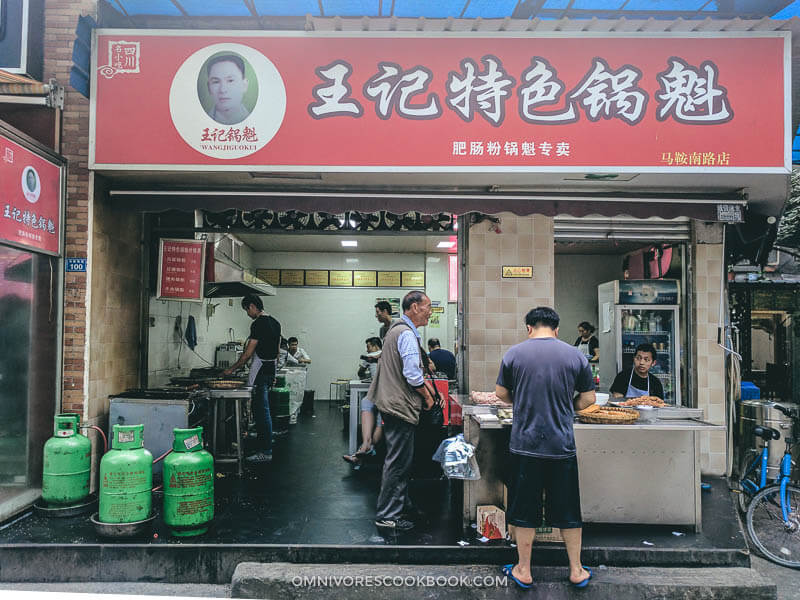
left=432, top=433, right=481, bottom=480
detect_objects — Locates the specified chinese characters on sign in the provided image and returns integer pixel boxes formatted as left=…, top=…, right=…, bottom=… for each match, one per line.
left=98, top=40, right=141, bottom=79
left=307, top=52, right=736, bottom=163
left=0, top=133, right=62, bottom=255
left=451, top=139, right=570, bottom=157
left=157, top=239, right=206, bottom=302
left=309, top=55, right=730, bottom=127
left=661, top=151, right=730, bottom=166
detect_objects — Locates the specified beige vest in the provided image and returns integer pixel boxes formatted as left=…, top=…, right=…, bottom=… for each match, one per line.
left=367, top=319, right=423, bottom=425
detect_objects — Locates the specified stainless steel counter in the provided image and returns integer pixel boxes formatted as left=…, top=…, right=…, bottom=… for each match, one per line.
left=472, top=415, right=723, bottom=431
left=459, top=394, right=724, bottom=532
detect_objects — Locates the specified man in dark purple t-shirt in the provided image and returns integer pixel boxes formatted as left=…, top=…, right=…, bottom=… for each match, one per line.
left=496, top=306, right=595, bottom=589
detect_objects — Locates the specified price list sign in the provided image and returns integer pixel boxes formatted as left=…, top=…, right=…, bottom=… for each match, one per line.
left=157, top=238, right=206, bottom=302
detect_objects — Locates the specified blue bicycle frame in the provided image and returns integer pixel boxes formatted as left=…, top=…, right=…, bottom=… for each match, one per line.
left=741, top=446, right=770, bottom=496
left=780, top=450, right=793, bottom=522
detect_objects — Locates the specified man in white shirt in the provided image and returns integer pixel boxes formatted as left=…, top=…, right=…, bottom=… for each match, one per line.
left=286, top=337, right=311, bottom=367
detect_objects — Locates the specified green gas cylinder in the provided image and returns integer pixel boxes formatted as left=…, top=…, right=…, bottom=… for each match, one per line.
left=42, top=414, right=91, bottom=506
left=99, top=424, right=152, bottom=523
left=163, top=427, right=214, bottom=536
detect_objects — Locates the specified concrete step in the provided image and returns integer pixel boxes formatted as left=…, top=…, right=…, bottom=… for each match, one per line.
left=0, top=582, right=231, bottom=597
left=231, top=562, right=776, bottom=600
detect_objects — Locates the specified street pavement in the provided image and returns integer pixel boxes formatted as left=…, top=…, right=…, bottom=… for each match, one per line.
left=752, top=555, right=800, bottom=600
left=0, top=554, right=793, bottom=599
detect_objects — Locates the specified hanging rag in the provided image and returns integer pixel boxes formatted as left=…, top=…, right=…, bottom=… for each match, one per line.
left=184, top=315, right=197, bottom=350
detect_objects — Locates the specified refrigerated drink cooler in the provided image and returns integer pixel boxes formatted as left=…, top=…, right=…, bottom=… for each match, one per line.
left=598, top=280, right=681, bottom=405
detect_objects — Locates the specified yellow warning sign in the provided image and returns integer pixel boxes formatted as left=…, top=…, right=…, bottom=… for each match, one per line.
left=502, top=266, right=533, bottom=279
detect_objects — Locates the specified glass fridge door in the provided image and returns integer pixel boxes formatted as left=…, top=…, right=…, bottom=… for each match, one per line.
left=617, top=306, right=679, bottom=404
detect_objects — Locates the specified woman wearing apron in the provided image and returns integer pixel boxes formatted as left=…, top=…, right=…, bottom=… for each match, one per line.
left=609, top=343, right=664, bottom=400
left=573, top=322, right=599, bottom=363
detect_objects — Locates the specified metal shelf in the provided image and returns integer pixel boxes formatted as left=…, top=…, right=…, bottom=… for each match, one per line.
left=622, top=331, right=671, bottom=335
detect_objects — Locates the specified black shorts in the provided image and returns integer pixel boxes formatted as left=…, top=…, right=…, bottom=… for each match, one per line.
left=506, top=453, right=582, bottom=529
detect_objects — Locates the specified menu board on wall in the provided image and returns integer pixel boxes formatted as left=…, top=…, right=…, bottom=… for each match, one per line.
left=262, top=268, right=428, bottom=288
left=157, top=238, right=206, bottom=302
left=354, top=271, right=377, bottom=287
left=402, top=271, right=425, bottom=287
left=378, top=271, right=401, bottom=287
left=305, top=270, right=329, bottom=286
left=330, top=270, right=353, bottom=286
left=280, top=269, right=304, bottom=286
left=256, top=269, right=280, bottom=286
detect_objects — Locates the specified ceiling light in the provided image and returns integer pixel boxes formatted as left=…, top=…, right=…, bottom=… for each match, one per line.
left=437, top=241, right=456, bottom=249
left=341, top=240, right=358, bottom=247
left=345, top=258, right=359, bottom=263
left=426, top=257, right=441, bottom=263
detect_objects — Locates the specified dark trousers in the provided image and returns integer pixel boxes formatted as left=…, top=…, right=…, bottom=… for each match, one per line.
left=376, top=413, right=416, bottom=521
left=252, top=361, right=275, bottom=454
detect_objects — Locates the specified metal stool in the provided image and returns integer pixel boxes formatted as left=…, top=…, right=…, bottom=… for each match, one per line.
left=210, top=392, right=248, bottom=477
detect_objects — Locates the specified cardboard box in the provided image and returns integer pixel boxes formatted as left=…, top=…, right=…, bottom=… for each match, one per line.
left=477, top=505, right=506, bottom=540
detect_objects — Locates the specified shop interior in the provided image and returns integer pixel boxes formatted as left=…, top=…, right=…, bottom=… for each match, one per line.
left=554, top=222, right=689, bottom=407
left=110, top=210, right=461, bottom=543
left=146, top=229, right=459, bottom=395
left=93, top=211, right=689, bottom=543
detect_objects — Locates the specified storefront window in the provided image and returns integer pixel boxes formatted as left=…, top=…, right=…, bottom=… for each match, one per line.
left=0, top=245, right=60, bottom=516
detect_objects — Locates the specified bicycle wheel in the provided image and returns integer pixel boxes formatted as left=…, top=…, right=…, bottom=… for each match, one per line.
left=746, top=484, right=800, bottom=568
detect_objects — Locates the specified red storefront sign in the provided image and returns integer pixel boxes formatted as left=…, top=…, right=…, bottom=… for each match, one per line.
left=91, top=32, right=789, bottom=172
left=157, top=238, right=206, bottom=301
left=0, top=132, right=63, bottom=255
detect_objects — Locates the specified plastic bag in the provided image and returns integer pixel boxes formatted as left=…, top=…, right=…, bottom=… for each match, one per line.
left=432, top=433, right=481, bottom=480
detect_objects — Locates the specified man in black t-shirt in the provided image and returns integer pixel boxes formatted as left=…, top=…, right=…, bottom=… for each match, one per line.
left=224, top=294, right=281, bottom=463
left=610, top=343, right=664, bottom=400
left=427, top=338, right=456, bottom=380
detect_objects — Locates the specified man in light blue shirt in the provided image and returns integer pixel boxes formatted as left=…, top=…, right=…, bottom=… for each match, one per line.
left=370, top=290, right=435, bottom=532
left=397, top=312, right=425, bottom=386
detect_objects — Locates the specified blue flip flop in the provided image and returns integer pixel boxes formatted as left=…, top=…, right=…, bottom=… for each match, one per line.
left=501, top=564, right=532, bottom=590
left=570, top=566, right=593, bottom=588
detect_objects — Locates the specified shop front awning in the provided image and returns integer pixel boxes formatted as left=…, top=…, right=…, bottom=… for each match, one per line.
left=0, top=71, right=61, bottom=107
left=108, top=188, right=745, bottom=220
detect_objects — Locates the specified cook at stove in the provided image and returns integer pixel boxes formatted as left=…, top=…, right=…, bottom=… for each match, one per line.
left=610, top=343, right=663, bottom=400
left=223, top=294, right=281, bottom=464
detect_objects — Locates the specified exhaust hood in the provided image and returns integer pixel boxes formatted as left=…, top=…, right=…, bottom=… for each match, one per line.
left=204, top=239, right=275, bottom=299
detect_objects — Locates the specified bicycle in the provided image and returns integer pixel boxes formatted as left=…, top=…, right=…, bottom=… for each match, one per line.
left=745, top=404, right=800, bottom=568
left=735, top=423, right=781, bottom=513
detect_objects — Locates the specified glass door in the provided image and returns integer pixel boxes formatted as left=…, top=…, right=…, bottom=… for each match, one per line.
left=0, top=245, right=60, bottom=517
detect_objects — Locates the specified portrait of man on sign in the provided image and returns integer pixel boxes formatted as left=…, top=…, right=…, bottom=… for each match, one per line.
left=21, top=166, right=41, bottom=204
left=197, top=52, right=259, bottom=125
